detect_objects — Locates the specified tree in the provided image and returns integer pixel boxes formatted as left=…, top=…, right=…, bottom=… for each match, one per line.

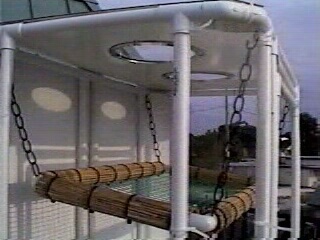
left=300, top=112, right=319, bottom=156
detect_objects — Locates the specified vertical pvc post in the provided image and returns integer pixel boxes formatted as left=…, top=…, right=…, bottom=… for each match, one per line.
left=170, top=13, right=191, bottom=240
left=75, top=80, right=91, bottom=239
left=136, top=92, right=145, bottom=239
left=291, top=91, right=301, bottom=239
left=0, top=32, right=15, bottom=240
left=225, top=94, right=229, bottom=142
left=270, top=38, right=281, bottom=238
left=255, top=34, right=272, bottom=239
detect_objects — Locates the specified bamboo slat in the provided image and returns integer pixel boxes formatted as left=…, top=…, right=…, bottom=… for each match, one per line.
left=211, top=186, right=255, bottom=232
left=39, top=163, right=250, bottom=189
left=189, top=166, right=253, bottom=188
left=35, top=173, right=170, bottom=229
left=35, top=172, right=255, bottom=233
left=40, top=162, right=166, bottom=184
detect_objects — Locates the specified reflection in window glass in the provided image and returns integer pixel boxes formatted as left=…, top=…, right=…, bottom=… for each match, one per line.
left=1, top=0, right=31, bottom=22
left=31, top=0, right=69, bottom=18
left=68, top=0, right=90, bottom=13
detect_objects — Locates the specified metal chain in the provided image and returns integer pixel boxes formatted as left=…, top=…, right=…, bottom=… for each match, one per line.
left=11, top=84, right=41, bottom=177
left=279, top=104, right=289, bottom=135
left=230, top=33, right=259, bottom=125
left=145, top=94, right=162, bottom=162
left=213, top=33, right=259, bottom=204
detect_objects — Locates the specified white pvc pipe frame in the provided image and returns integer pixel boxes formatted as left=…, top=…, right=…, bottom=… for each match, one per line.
left=0, top=31, right=15, bottom=240
left=291, top=88, right=301, bottom=239
left=270, top=37, right=281, bottom=239
left=269, top=38, right=301, bottom=239
left=170, top=13, right=191, bottom=239
left=255, top=33, right=273, bottom=238
left=0, top=1, right=300, bottom=239
left=279, top=42, right=301, bottom=239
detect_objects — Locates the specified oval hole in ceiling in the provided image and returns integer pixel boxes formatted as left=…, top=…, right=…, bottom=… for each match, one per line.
left=101, top=101, right=127, bottom=120
left=32, top=87, right=72, bottom=112
left=162, top=71, right=233, bottom=81
left=191, top=72, right=231, bottom=81
left=109, top=41, right=204, bottom=64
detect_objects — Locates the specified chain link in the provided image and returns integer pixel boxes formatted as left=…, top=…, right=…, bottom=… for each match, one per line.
left=145, top=95, right=162, bottom=162
left=11, top=84, right=41, bottom=177
left=213, top=33, right=259, bottom=204
left=279, top=104, right=289, bottom=135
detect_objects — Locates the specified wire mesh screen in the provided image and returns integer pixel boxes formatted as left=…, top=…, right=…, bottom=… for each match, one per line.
left=107, top=172, right=255, bottom=239
left=108, top=173, right=239, bottom=209
left=109, top=173, right=170, bottom=202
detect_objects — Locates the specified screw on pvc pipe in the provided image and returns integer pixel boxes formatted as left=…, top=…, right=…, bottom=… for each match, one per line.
left=279, top=103, right=289, bottom=135
left=170, top=229, right=188, bottom=239
left=171, top=68, right=178, bottom=96
left=254, top=221, right=270, bottom=226
left=187, top=227, right=211, bottom=239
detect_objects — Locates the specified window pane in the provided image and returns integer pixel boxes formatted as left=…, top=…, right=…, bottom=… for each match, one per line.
left=68, top=0, right=89, bottom=13
left=1, top=0, right=31, bottom=22
left=31, top=0, right=68, bottom=18
left=86, top=2, right=100, bottom=11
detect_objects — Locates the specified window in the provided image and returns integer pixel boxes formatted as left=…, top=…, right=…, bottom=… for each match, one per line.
left=1, top=0, right=31, bottom=22
left=31, top=0, right=69, bottom=18
left=1, top=0, right=98, bottom=23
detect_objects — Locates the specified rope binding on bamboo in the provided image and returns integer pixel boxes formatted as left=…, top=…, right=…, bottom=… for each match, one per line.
left=44, top=171, right=58, bottom=203
left=86, top=185, right=99, bottom=213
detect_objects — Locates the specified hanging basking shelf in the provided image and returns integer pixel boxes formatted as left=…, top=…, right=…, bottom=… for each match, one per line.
left=12, top=85, right=256, bottom=234
left=35, top=163, right=255, bottom=233
left=35, top=163, right=251, bottom=188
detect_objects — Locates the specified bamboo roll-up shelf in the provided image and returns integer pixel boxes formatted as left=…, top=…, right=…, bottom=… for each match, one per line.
left=190, top=166, right=253, bottom=188
left=40, top=162, right=166, bottom=184
left=35, top=171, right=255, bottom=233
left=188, top=186, right=255, bottom=232
left=35, top=173, right=171, bottom=229
left=39, top=163, right=250, bottom=189
left=211, top=186, right=255, bottom=232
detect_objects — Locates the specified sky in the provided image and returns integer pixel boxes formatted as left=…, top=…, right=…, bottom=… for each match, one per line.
left=98, top=0, right=320, bottom=134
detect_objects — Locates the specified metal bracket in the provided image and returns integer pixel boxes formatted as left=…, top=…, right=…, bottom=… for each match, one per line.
left=271, top=53, right=279, bottom=66
left=171, top=227, right=212, bottom=239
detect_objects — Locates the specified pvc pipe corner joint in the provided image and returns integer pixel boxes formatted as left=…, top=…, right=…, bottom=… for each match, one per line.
left=202, top=1, right=272, bottom=33
left=0, top=30, right=15, bottom=50
left=189, top=213, right=218, bottom=233
left=173, top=13, right=190, bottom=34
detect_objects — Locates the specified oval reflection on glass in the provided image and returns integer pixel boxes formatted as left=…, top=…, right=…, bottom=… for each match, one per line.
left=32, top=87, right=72, bottom=112
left=101, top=101, right=126, bottom=120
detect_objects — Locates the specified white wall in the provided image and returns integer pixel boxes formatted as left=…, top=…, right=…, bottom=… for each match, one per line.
left=7, top=58, right=171, bottom=239
left=9, top=62, right=77, bottom=239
